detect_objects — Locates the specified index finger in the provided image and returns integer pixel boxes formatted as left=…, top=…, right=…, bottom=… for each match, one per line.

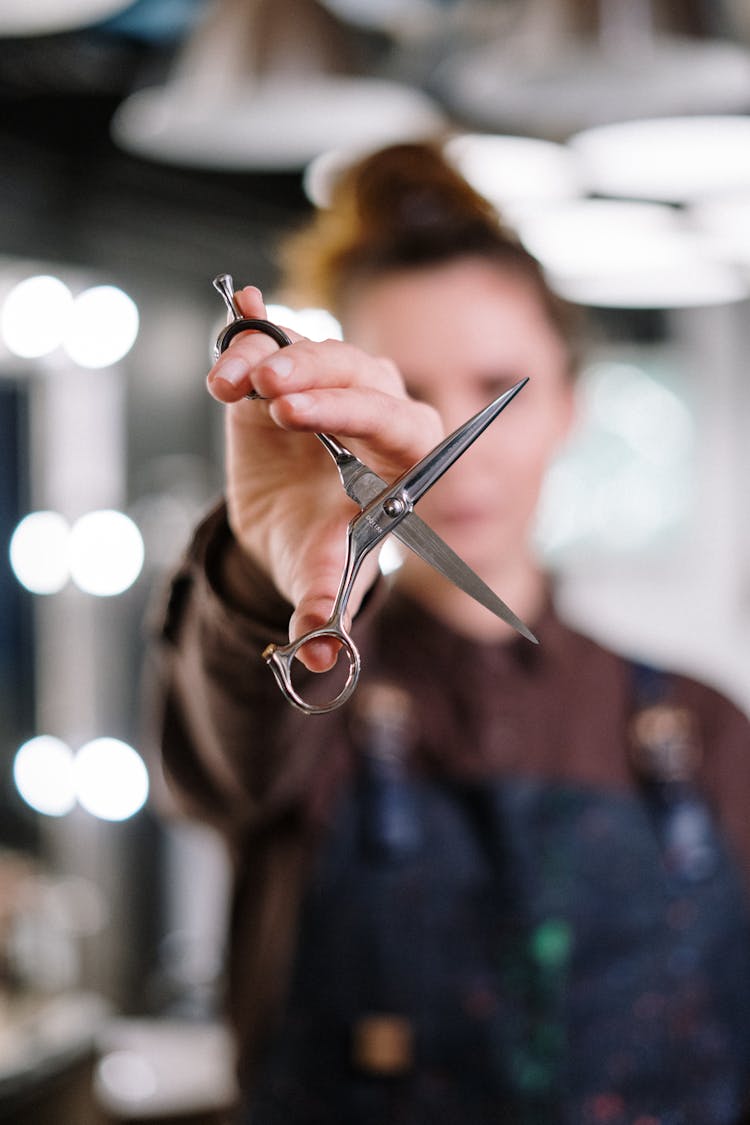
left=208, top=286, right=304, bottom=403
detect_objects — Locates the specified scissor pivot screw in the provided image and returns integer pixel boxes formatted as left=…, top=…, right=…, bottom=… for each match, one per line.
left=383, top=497, right=406, bottom=518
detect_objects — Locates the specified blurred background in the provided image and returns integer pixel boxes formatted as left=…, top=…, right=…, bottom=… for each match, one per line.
left=0, top=0, right=749, bottom=1121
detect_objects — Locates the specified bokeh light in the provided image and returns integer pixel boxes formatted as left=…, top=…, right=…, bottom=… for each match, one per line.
left=63, top=285, right=139, bottom=368
left=74, top=738, right=149, bottom=821
left=13, top=735, right=77, bottom=817
left=446, top=133, right=582, bottom=221
left=95, top=1050, right=158, bottom=1106
left=9, top=510, right=71, bottom=594
left=535, top=359, right=694, bottom=561
left=516, top=199, right=747, bottom=308
left=68, top=510, right=144, bottom=596
left=266, top=303, right=343, bottom=342
left=1, top=275, right=73, bottom=358
left=378, top=538, right=403, bottom=576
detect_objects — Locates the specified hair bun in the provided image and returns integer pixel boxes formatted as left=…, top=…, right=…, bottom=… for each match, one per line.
left=342, top=142, right=500, bottom=236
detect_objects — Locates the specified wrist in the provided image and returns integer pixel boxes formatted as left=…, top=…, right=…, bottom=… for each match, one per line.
left=206, top=507, right=293, bottom=630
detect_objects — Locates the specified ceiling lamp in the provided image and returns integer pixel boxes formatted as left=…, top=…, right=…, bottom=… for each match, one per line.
left=444, top=134, right=583, bottom=222
left=111, top=0, right=444, bottom=171
left=569, top=116, right=750, bottom=204
left=434, top=1, right=750, bottom=138
left=319, top=0, right=446, bottom=37
left=516, top=199, right=749, bottom=309
left=0, top=0, right=131, bottom=35
left=689, top=193, right=750, bottom=269
left=303, top=146, right=373, bottom=208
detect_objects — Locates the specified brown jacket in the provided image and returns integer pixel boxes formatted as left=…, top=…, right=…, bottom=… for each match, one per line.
left=150, top=503, right=750, bottom=1095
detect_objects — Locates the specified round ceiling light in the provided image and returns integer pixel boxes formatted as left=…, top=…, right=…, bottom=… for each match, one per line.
left=517, top=199, right=748, bottom=309
left=112, top=77, right=444, bottom=171
left=444, top=133, right=583, bottom=221
left=689, top=192, right=750, bottom=268
left=569, top=115, right=750, bottom=204
left=436, top=38, right=750, bottom=139
left=0, top=0, right=131, bottom=36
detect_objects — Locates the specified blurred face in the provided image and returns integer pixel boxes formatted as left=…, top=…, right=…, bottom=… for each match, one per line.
left=344, top=257, right=575, bottom=584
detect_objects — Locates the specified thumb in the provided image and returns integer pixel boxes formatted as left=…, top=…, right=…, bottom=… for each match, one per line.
left=287, top=550, right=381, bottom=673
left=288, top=595, right=342, bottom=673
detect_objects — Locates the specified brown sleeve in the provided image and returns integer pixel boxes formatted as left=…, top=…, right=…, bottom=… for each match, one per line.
left=145, top=501, right=384, bottom=835
left=145, top=503, right=324, bottom=832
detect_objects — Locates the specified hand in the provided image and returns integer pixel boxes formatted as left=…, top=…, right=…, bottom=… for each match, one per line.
left=207, top=286, right=442, bottom=671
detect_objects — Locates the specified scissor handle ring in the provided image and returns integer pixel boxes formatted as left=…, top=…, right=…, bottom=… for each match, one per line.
left=262, top=627, right=361, bottom=715
left=215, top=316, right=293, bottom=359
left=214, top=318, right=293, bottom=400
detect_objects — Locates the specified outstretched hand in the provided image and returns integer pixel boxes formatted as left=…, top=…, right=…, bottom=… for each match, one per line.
left=207, top=286, right=442, bottom=671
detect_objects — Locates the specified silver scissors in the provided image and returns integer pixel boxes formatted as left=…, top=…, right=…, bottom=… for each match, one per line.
left=213, top=272, right=538, bottom=715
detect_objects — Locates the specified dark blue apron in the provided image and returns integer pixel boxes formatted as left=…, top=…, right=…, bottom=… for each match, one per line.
left=245, top=670, right=750, bottom=1124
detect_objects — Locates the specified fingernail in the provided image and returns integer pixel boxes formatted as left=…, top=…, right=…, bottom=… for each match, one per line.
left=283, top=392, right=312, bottom=412
left=265, top=354, right=294, bottom=379
left=269, top=393, right=312, bottom=428
left=215, top=357, right=247, bottom=387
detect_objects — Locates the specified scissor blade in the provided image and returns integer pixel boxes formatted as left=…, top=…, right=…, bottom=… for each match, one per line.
left=395, top=378, right=528, bottom=507
left=393, top=511, right=538, bottom=644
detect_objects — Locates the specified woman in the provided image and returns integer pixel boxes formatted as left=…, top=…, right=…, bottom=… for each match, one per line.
left=154, top=143, right=750, bottom=1123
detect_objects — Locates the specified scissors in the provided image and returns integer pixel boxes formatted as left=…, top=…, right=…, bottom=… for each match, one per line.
left=213, top=272, right=537, bottom=715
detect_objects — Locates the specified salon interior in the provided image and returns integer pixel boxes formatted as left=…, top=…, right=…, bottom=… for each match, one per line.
left=1, top=0, right=749, bottom=1121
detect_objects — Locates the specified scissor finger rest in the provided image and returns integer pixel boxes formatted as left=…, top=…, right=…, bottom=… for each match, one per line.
left=262, top=628, right=361, bottom=716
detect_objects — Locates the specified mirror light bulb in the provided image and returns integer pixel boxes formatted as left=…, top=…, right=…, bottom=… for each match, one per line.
left=74, top=738, right=149, bottom=821
left=68, top=510, right=144, bottom=596
left=9, top=511, right=71, bottom=594
left=1, top=275, right=73, bottom=358
left=13, top=736, right=77, bottom=817
left=64, top=285, right=139, bottom=368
